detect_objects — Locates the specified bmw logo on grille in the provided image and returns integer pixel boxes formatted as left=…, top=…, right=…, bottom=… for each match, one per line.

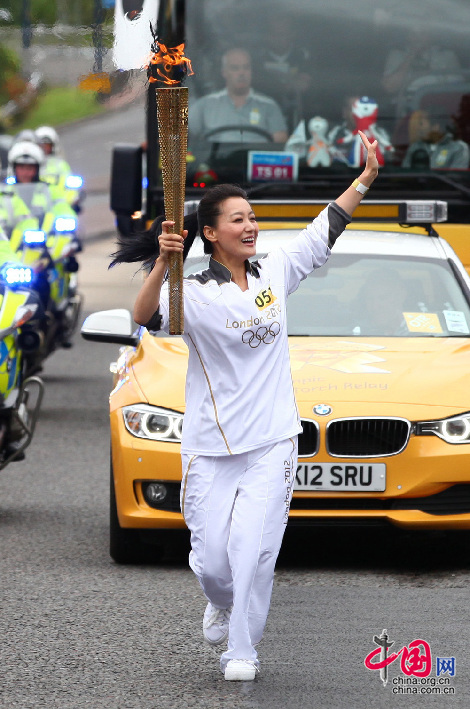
left=313, top=404, right=332, bottom=416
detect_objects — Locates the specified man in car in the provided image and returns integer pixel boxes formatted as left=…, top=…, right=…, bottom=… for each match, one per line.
left=189, top=48, right=288, bottom=144
left=352, top=269, right=410, bottom=336
left=402, top=109, right=470, bottom=170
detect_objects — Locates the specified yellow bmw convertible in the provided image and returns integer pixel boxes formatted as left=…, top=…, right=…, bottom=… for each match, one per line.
left=83, top=203, right=470, bottom=563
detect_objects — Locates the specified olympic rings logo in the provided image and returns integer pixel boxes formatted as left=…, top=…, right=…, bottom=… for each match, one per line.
left=241, top=322, right=281, bottom=348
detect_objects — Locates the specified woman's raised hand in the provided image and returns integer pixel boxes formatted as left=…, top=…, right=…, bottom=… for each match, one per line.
left=358, top=130, right=379, bottom=178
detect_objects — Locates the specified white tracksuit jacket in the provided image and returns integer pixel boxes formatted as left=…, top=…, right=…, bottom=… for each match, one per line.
left=152, top=202, right=351, bottom=455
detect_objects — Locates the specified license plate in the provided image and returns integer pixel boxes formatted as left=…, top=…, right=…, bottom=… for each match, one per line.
left=295, top=463, right=386, bottom=492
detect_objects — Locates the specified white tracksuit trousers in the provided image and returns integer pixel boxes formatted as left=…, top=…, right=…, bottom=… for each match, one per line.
left=180, top=437, right=298, bottom=671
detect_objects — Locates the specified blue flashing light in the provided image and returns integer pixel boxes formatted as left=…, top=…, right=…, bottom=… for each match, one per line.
left=65, top=175, right=84, bottom=189
left=142, top=177, right=149, bottom=189
left=1, top=264, right=33, bottom=286
left=5, top=176, right=16, bottom=185
left=55, top=216, right=77, bottom=232
left=23, top=229, right=46, bottom=245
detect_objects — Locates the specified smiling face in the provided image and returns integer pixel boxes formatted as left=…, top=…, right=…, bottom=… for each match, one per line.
left=203, top=197, right=258, bottom=266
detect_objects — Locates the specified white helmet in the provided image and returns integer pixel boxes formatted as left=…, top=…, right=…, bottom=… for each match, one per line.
left=13, top=129, right=38, bottom=144
left=8, top=140, right=45, bottom=168
left=35, top=126, right=60, bottom=153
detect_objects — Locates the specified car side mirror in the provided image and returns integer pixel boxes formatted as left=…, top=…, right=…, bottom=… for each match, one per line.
left=81, top=309, right=139, bottom=346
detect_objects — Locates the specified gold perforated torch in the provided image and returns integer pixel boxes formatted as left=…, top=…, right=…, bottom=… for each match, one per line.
left=148, top=34, right=193, bottom=334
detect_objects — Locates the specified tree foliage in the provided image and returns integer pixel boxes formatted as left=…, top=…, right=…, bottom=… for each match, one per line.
left=0, top=45, right=24, bottom=104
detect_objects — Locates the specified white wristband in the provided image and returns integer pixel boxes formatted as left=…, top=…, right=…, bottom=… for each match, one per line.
left=352, top=179, right=369, bottom=195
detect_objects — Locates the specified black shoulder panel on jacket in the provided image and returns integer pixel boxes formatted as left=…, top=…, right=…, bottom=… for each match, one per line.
left=328, top=202, right=352, bottom=247
left=144, top=309, right=162, bottom=331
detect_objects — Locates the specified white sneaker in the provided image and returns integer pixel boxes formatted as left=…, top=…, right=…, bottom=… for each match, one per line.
left=224, top=659, right=259, bottom=681
left=203, top=603, right=232, bottom=646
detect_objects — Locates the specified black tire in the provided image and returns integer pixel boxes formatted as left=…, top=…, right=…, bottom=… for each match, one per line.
left=110, top=462, right=149, bottom=564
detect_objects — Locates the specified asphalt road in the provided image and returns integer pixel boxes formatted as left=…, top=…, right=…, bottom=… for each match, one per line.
left=59, top=91, right=146, bottom=194
left=59, top=89, right=147, bottom=241
left=1, top=108, right=469, bottom=708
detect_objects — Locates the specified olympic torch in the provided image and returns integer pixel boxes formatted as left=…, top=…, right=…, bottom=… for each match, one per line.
left=148, top=36, right=193, bottom=335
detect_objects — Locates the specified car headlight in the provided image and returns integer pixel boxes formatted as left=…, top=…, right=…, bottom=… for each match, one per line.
left=122, top=404, right=183, bottom=442
left=54, top=216, right=77, bottom=232
left=415, top=413, right=470, bottom=444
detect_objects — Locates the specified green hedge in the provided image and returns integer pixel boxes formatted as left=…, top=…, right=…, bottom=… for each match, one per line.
left=8, top=1, right=102, bottom=27
left=11, top=85, right=105, bottom=131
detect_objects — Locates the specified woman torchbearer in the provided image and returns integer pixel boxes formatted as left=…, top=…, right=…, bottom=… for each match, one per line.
left=115, top=131, right=378, bottom=681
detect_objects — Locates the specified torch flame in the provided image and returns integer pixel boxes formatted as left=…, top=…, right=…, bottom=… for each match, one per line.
left=148, top=42, right=194, bottom=85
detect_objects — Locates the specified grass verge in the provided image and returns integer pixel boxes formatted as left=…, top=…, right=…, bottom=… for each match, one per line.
left=10, top=85, right=106, bottom=132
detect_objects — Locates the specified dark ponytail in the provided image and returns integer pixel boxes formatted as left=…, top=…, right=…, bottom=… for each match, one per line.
left=109, top=183, right=249, bottom=267
left=109, top=211, right=199, bottom=270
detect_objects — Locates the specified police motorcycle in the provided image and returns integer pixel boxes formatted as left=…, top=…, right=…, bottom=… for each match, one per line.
left=5, top=141, right=83, bottom=364
left=0, top=227, right=44, bottom=467
left=35, top=126, right=85, bottom=214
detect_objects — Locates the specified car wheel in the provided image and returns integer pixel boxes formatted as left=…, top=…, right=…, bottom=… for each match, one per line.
left=110, top=462, right=163, bottom=564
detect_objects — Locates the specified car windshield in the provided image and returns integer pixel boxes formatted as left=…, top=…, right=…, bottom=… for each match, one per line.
left=287, top=254, right=470, bottom=337
left=184, top=0, right=470, bottom=195
left=184, top=251, right=470, bottom=338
